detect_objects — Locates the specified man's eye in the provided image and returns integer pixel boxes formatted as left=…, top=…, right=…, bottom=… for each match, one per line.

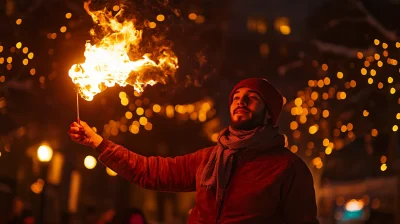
left=250, top=96, right=259, bottom=100
left=233, top=96, right=240, bottom=100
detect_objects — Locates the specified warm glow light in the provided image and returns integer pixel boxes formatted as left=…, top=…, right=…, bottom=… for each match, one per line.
left=149, top=22, right=156, bottom=28
left=280, top=25, right=291, bottom=35
left=337, top=72, right=343, bottom=79
left=121, top=98, right=129, bottom=106
left=345, top=199, right=364, bottom=211
left=393, top=125, right=399, bottom=132
left=371, top=129, right=378, bottom=137
left=290, top=145, right=298, bottom=153
left=125, top=111, right=133, bottom=119
left=136, top=107, right=144, bottom=115
left=361, top=68, right=367, bottom=75
left=156, top=14, right=165, bottom=22
left=112, top=5, right=120, bottom=11
left=68, top=2, right=178, bottom=101
left=84, top=156, right=97, bottom=169
left=153, top=104, right=161, bottom=113
left=294, top=98, right=302, bottom=107
left=37, top=145, right=53, bottom=162
left=381, top=164, right=387, bottom=171
left=339, top=92, right=346, bottom=99
left=381, top=156, right=387, bottom=164
left=290, top=121, right=298, bottom=130
left=325, top=147, right=332, bottom=155
left=309, top=125, right=319, bottom=134
left=144, top=122, right=153, bottom=131
left=106, top=167, right=118, bottom=176
left=195, top=15, right=205, bottom=24
left=139, top=116, right=148, bottom=125
left=188, top=13, right=197, bottom=20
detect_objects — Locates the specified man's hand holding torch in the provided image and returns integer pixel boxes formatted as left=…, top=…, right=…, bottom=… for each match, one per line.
left=69, top=121, right=103, bottom=149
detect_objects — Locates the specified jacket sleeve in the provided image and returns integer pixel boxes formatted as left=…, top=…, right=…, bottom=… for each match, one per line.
left=281, top=157, right=319, bottom=224
left=96, top=139, right=208, bottom=192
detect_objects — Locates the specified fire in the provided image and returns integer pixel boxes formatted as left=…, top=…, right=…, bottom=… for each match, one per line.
left=69, top=1, right=178, bottom=101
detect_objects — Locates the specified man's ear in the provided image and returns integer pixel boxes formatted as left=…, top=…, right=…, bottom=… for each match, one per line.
left=263, top=107, right=271, bottom=125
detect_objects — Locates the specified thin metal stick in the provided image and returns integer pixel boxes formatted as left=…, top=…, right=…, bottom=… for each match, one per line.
left=76, top=92, right=80, bottom=124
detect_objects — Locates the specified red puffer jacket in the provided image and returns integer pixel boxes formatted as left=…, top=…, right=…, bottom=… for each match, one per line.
left=96, top=135, right=319, bottom=224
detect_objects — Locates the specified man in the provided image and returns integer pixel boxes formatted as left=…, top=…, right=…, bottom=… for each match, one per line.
left=69, top=78, right=319, bottom=223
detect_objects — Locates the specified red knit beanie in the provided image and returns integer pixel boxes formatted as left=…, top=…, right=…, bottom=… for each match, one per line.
left=229, top=78, right=283, bottom=126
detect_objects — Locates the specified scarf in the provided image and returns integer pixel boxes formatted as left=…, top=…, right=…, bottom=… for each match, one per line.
left=200, top=125, right=280, bottom=204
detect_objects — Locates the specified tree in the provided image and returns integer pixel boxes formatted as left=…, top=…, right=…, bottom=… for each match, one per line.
left=278, top=0, right=400, bottom=214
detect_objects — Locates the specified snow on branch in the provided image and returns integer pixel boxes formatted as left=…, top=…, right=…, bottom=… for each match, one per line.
left=311, top=39, right=375, bottom=58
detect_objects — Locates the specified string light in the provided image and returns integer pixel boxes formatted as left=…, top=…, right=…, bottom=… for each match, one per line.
left=285, top=39, right=399, bottom=172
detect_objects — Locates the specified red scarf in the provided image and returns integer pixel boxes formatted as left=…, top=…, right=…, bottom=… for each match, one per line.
left=200, top=125, right=280, bottom=204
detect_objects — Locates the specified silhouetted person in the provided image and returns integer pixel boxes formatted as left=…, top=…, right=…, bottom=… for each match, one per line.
left=120, top=208, right=147, bottom=224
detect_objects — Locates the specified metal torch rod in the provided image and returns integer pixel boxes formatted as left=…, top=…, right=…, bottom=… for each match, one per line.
left=76, top=92, right=80, bottom=124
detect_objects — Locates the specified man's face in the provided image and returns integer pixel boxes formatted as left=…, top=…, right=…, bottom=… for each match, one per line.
left=230, top=87, right=267, bottom=130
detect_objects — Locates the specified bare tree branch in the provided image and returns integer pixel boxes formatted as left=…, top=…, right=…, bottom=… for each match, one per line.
left=277, top=60, right=304, bottom=76
left=353, top=0, right=399, bottom=41
left=327, top=17, right=366, bottom=29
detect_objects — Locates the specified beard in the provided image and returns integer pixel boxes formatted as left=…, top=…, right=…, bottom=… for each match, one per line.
left=230, top=113, right=264, bottom=130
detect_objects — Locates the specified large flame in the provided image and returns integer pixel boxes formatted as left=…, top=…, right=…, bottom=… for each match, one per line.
left=69, top=1, right=178, bottom=101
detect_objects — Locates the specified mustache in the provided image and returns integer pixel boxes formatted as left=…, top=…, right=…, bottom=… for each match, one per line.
left=234, top=107, right=250, bottom=114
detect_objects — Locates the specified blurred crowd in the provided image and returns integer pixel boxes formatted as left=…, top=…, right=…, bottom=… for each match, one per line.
left=7, top=197, right=149, bottom=224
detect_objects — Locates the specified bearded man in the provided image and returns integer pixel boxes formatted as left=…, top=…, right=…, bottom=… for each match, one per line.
left=69, top=78, right=319, bottom=223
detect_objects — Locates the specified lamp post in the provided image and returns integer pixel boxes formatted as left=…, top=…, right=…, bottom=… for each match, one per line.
left=37, top=144, right=53, bottom=224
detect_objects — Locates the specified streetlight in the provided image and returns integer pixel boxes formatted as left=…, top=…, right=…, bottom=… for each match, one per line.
left=84, top=155, right=97, bottom=169
left=37, top=144, right=53, bottom=224
left=37, top=145, right=53, bottom=162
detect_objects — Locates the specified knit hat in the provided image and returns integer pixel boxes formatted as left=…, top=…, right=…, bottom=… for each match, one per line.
left=229, top=78, right=283, bottom=126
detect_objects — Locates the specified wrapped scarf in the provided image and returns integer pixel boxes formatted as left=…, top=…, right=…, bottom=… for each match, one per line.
left=200, top=125, right=280, bottom=204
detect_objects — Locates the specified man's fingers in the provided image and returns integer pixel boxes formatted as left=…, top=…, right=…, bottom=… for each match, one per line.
left=80, top=121, right=89, bottom=129
left=69, top=134, right=83, bottom=139
left=69, top=127, right=82, bottom=133
left=70, top=122, right=82, bottom=128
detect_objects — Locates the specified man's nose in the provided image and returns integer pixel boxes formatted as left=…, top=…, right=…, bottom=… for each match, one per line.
left=237, top=97, right=248, bottom=106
